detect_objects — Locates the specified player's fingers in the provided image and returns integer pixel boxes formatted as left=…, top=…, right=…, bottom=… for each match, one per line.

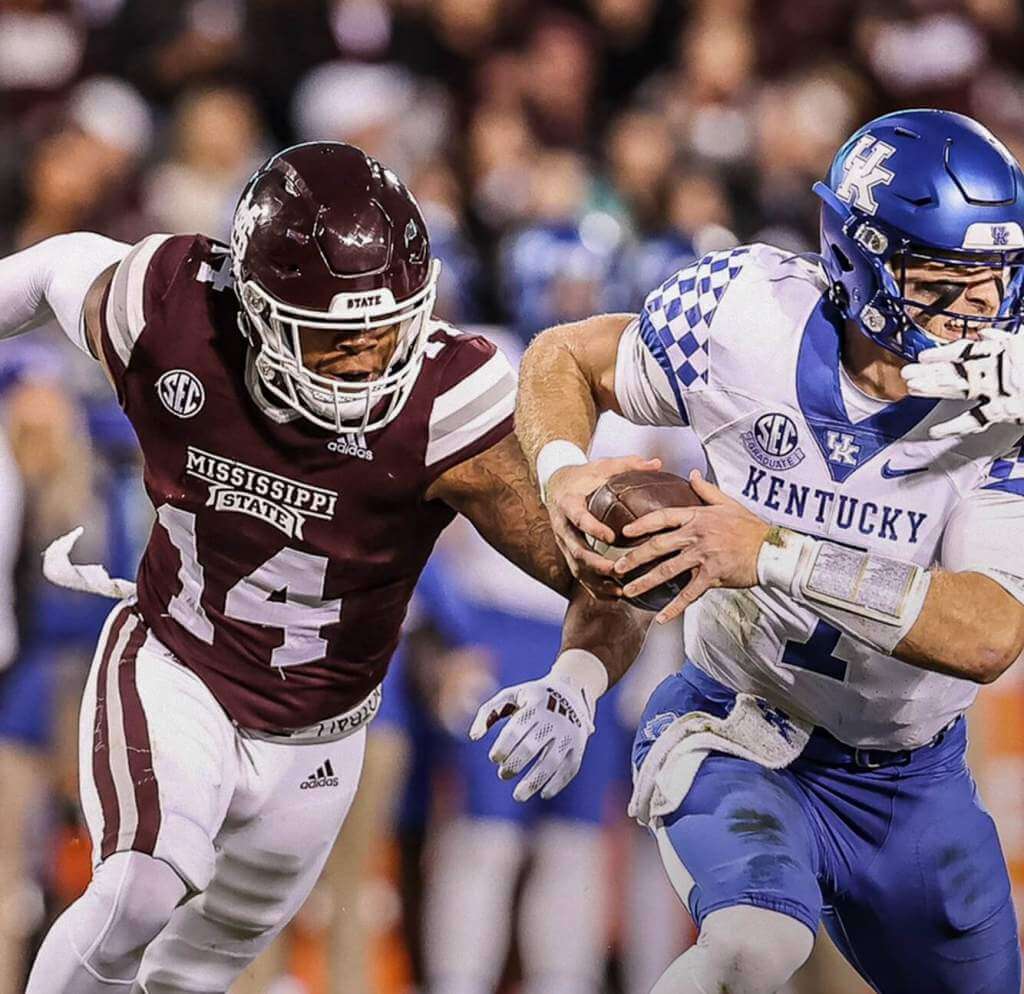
left=621, top=506, right=695, bottom=538
left=468, top=687, right=520, bottom=740
left=596, top=455, right=662, bottom=477
left=613, top=532, right=696, bottom=574
left=492, top=714, right=541, bottom=774
left=656, top=570, right=713, bottom=624
left=926, top=406, right=990, bottom=440
left=539, top=751, right=582, bottom=800
left=979, top=327, right=1014, bottom=344
left=622, top=549, right=701, bottom=600
left=687, top=469, right=731, bottom=506
left=559, top=526, right=618, bottom=577
left=912, top=339, right=975, bottom=364
left=498, top=739, right=543, bottom=780
left=564, top=499, right=616, bottom=545
left=901, top=363, right=970, bottom=399
left=513, top=741, right=563, bottom=802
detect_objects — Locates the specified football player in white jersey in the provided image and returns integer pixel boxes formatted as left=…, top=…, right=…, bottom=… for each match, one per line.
left=472, top=110, right=1024, bottom=994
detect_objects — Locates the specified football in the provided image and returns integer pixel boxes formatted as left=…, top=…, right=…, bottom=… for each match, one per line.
left=587, top=470, right=703, bottom=611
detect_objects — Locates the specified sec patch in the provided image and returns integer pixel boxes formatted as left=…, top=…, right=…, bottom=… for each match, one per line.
left=157, top=369, right=205, bottom=418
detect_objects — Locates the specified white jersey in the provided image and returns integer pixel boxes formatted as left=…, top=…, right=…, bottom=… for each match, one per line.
left=615, top=243, right=1024, bottom=749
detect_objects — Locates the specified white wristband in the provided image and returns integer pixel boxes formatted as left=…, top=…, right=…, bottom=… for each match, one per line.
left=537, top=439, right=588, bottom=505
left=551, top=648, right=609, bottom=711
left=756, top=527, right=816, bottom=595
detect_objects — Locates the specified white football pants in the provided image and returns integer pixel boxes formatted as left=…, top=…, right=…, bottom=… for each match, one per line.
left=67, top=602, right=363, bottom=992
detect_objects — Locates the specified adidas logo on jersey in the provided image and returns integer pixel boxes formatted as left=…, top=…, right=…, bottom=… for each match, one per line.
left=300, top=759, right=339, bottom=790
left=326, top=438, right=374, bottom=461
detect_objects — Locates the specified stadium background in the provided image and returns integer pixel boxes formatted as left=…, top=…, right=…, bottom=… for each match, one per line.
left=1, top=1, right=1024, bottom=993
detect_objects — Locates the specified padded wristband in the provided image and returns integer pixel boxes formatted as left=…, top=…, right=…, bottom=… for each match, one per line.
left=757, top=527, right=932, bottom=654
left=537, top=439, right=588, bottom=505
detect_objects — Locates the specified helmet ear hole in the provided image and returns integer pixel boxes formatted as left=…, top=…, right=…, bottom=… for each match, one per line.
left=831, top=244, right=854, bottom=273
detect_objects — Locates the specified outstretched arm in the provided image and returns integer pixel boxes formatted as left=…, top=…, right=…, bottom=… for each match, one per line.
left=427, top=432, right=650, bottom=684
left=428, top=432, right=653, bottom=800
left=0, top=233, right=126, bottom=375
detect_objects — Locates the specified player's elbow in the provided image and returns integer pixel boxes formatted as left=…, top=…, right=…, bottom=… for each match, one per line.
left=521, top=322, right=579, bottom=376
left=967, top=617, right=1024, bottom=684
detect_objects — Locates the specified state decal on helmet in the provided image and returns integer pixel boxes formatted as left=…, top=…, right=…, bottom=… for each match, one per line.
left=231, top=141, right=440, bottom=434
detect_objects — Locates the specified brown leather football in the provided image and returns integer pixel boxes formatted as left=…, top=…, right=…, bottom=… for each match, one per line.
left=587, top=470, right=703, bottom=611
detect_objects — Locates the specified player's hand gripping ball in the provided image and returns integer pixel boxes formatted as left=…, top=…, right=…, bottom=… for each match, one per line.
left=587, top=470, right=704, bottom=611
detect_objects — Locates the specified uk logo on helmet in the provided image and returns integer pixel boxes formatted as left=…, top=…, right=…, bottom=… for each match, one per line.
left=836, top=135, right=896, bottom=216
left=157, top=369, right=206, bottom=419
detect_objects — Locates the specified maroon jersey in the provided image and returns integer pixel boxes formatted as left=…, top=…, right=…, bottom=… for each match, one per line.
left=97, top=234, right=515, bottom=731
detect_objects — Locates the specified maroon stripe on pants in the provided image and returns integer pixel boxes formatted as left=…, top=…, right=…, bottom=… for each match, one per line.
left=117, top=619, right=161, bottom=854
left=93, top=605, right=132, bottom=861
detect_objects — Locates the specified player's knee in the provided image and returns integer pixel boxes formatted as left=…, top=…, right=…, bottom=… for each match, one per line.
left=700, top=906, right=813, bottom=994
left=82, top=852, right=186, bottom=980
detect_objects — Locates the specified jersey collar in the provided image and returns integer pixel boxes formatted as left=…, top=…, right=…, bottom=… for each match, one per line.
left=796, top=299, right=939, bottom=484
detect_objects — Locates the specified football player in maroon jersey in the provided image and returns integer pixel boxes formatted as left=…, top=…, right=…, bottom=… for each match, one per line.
left=0, top=142, right=651, bottom=994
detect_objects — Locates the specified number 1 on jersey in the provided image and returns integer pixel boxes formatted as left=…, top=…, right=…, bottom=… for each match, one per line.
left=157, top=505, right=343, bottom=669
left=781, top=619, right=849, bottom=682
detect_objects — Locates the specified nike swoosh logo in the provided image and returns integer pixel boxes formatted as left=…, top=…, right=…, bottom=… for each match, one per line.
left=881, top=460, right=929, bottom=479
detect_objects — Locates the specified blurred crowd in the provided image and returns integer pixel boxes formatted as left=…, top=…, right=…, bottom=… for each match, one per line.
left=3, top=1, right=1024, bottom=993
left=2, top=0, right=1023, bottom=338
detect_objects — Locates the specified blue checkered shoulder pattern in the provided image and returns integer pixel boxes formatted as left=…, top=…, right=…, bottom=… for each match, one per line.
left=637, top=247, right=751, bottom=422
left=983, top=436, right=1024, bottom=497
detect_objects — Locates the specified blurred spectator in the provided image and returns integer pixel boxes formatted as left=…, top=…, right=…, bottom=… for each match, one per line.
left=467, top=103, right=535, bottom=230
left=413, top=160, right=484, bottom=324
left=10, top=75, right=154, bottom=249
left=90, top=0, right=243, bottom=106
left=622, top=166, right=738, bottom=309
left=291, top=60, right=450, bottom=179
left=144, top=85, right=265, bottom=238
left=643, top=13, right=759, bottom=170
left=605, top=109, right=676, bottom=233
left=501, top=222, right=626, bottom=342
left=0, top=0, right=85, bottom=119
left=520, top=13, right=597, bottom=148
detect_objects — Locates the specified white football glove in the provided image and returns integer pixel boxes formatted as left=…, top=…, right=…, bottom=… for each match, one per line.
left=468, top=650, right=607, bottom=802
left=902, top=330, right=1024, bottom=439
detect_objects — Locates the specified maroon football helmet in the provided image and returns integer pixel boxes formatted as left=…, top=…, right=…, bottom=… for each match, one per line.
left=231, top=141, right=440, bottom=434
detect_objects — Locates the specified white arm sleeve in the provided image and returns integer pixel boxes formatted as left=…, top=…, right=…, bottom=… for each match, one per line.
left=613, top=318, right=685, bottom=428
left=0, top=233, right=130, bottom=355
left=941, top=487, right=1024, bottom=605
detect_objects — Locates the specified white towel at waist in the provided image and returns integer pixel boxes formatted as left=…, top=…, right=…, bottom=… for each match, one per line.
left=629, top=693, right=812, bottom=829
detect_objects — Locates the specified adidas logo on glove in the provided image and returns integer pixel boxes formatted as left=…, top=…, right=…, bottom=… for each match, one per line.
left=545, top=689, right=582, bottom=728
left=300, top=759, right=339, bottom=789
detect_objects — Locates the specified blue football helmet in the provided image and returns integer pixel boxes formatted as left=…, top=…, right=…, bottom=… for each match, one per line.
left=815, top=109, right=1024, bottom=361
